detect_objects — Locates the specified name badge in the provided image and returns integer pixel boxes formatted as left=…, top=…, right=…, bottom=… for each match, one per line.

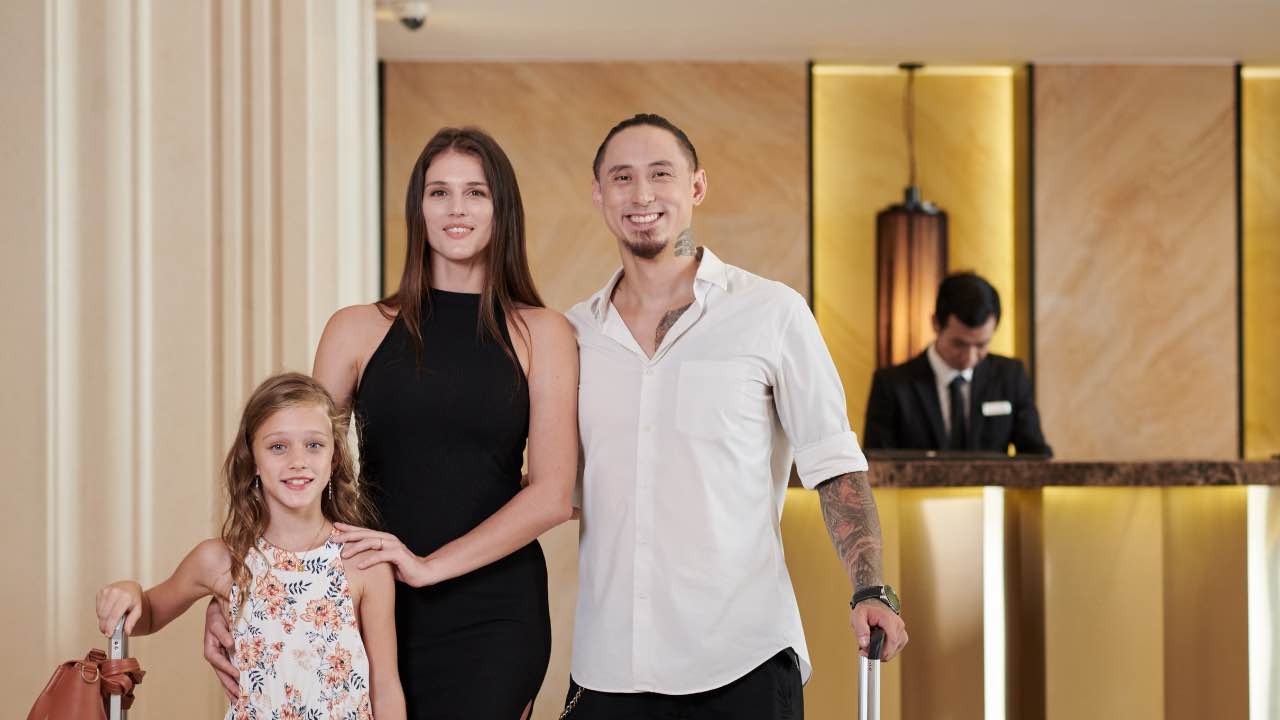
left=982, top=401, right=1012, bottom=417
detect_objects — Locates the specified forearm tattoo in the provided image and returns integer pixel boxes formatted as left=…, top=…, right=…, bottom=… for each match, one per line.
left=655, top=302, right=693, bottom=348
left=674, top=228, right=696, bottom=256
left=817, top=471, right=884, bottom=590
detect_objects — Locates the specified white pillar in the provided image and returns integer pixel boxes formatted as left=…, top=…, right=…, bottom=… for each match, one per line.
left=1, top=1, right=378, bottom=716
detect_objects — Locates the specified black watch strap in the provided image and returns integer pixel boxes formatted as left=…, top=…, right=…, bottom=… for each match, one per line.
left=850, top=585, right=901, bottom=615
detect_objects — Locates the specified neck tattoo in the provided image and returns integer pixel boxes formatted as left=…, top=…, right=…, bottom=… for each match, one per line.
left=673, top=228, right=696, bottom=257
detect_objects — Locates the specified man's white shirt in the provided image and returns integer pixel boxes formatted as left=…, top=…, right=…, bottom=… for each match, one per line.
left=566, top=247, right=868, bottom=694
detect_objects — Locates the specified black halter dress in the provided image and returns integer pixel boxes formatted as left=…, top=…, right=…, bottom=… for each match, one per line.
left=354, top=289, right=550, bottom=719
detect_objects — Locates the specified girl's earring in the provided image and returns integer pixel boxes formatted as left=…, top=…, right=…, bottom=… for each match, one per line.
left=328, top=481, right=334, bottom=503
left=252, top=475, right=261, bottom=490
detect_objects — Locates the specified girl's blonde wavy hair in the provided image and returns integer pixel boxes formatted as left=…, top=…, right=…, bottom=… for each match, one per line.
left=220, top=372, right=374, bottom=614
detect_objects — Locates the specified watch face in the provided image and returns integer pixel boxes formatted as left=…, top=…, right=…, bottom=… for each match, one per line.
left=883, top=585, right=900, bottom=612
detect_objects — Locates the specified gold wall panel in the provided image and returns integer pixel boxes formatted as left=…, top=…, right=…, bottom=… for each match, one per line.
left=812, top=66, right=1026, bottom=437
left=382, top=62, right=809, bottom=309
left=1033, top=65, right=1237, bottom=460
left=1043, top=488, right=1166, bottom=719
left=1243, top=70, right=1280, bottom=460
left=899, top=489, right=986, bottom=720
left=1004, top=489, right=1045, bottom=719
left=383, top=62, right=808, bottom=719
left=1162, top=487, right=1249, bottom=720
left=1042, top=486, right=1252, bottom=720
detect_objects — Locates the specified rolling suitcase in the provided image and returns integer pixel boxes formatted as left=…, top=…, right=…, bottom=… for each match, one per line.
left=858, top=626, right=887, bottom=720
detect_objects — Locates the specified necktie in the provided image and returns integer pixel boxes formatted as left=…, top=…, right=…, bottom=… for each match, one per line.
left=948, top=375, right=968, bottom=450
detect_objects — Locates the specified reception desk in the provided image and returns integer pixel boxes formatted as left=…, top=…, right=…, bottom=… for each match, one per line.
left=780, top=460, right=1280, bottom=720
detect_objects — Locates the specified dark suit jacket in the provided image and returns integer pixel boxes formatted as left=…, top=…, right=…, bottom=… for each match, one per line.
left=863, top=351, right=1052, bottom=456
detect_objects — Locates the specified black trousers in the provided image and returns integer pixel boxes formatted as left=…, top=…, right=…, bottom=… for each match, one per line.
left=561, top=648, right=804, bottom=720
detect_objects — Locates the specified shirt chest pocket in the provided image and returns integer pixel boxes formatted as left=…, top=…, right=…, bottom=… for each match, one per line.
left=675, top=361, right=753, bottom=440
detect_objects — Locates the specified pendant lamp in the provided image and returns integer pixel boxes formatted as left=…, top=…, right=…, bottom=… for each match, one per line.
left=875, top=62, right=948, bottom=368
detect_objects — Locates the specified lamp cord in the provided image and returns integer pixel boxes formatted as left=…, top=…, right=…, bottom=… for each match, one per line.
left=903, top=67, right=917, bottom=190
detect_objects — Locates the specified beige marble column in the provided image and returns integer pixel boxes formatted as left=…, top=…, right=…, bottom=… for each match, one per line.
left=1, top=1, right=378, bottom=717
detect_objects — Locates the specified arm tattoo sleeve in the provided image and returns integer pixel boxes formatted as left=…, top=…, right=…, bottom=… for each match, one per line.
left=654, top=302, right=693, bottom=348
left=817, top=471, right=884, bottom=590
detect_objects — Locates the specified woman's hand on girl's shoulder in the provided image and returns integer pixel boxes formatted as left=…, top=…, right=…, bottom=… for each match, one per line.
left=333, top=523, right=440, bottom=588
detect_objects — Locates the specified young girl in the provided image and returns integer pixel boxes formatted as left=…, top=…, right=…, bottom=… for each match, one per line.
left=96, top=372, right=406, bottom=720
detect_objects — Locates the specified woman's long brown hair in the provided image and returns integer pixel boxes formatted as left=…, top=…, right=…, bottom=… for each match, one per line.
left=381, top=126, right=544, bottom=370
left=220, top=373, right=375, bottom=614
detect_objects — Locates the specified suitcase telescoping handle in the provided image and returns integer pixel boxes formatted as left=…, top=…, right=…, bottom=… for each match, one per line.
left=858, top=626, right=887, bottom=720
left=109, top=617, right=128, bottom=720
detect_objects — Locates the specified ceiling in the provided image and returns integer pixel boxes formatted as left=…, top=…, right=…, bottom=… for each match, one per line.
left=375, top=0, right=1280, bottom=64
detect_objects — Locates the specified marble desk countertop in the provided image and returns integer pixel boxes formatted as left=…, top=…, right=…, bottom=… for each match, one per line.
left=865, top=459, right=1280, bottom=488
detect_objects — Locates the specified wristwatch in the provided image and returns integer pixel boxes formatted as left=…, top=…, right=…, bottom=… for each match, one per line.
left=850, top=585, right=901, bottom=615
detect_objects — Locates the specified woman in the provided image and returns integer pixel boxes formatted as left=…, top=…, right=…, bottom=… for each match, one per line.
left=205, top=127, right=578, bottom=719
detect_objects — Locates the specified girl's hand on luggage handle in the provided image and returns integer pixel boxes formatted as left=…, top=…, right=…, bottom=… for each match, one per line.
left=202, top=598, right=241, bottom=702
left=334, top=523, right=441, bottom=588
left=852, top=601, right=908, bottom=663
left=96, top=581, right=143, bottom=636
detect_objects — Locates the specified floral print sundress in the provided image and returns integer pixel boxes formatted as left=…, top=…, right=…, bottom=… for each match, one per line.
left=225, top=534, right=374, bottom=720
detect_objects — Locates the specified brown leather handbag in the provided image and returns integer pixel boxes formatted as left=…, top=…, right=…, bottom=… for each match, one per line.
left=27, top=647, right=145, bottom=720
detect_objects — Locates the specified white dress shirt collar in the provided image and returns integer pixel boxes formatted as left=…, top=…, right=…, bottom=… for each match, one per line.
left=586, top=246, right=731, bottom=326
left=926, top=341, right=973, bottom=385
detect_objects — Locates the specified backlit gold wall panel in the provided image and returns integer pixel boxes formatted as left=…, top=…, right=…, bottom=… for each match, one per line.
left=1243, top=70, right=1280, bottom=460
left=382, top=62, right=809, bottom=309
left=1162, top=488, right=1249, bottom=720
left=1034, top=65, right=1237, bottom=460
left=1004, top=489, right=1045, bottom=719
left=898, top=489, right=985, bottom=720
left=1041, top=487, right=1250, bottom=720
left=1043, top=488, right=1166, bottom=719
left=382, top=62, right=808, bottom=720
left=812, top=66, right=1026, bottom=437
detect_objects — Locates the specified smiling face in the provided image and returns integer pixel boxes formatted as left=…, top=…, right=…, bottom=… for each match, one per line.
left=252, top=403, right=334, bottom=517
left=421, top=150, right=495, bottom=264
left=592, top=124, right=706, bottom=260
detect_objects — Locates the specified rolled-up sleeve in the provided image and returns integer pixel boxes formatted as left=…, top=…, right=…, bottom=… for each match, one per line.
left=773, top=291, right=868, bottom=489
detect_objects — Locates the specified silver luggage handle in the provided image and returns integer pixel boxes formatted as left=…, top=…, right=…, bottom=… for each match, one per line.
left=109, top=617, right=128, bottom=720
left=858, top=626, right=887, bottom=720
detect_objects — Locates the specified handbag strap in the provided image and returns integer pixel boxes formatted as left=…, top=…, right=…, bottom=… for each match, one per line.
left=99, top=658, right=145, bottom=710
left=26, top=653, right=114, bottom=720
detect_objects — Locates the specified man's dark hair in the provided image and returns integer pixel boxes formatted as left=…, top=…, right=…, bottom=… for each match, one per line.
left=592, top=113, right=699, bottom=180
left=935, top=272, right=1001, bottom=329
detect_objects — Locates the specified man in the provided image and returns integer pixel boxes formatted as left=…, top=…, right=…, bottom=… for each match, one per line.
left=562, top=113, right=907, bottom=719
left=863, top=272, right=1052, bottom=456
